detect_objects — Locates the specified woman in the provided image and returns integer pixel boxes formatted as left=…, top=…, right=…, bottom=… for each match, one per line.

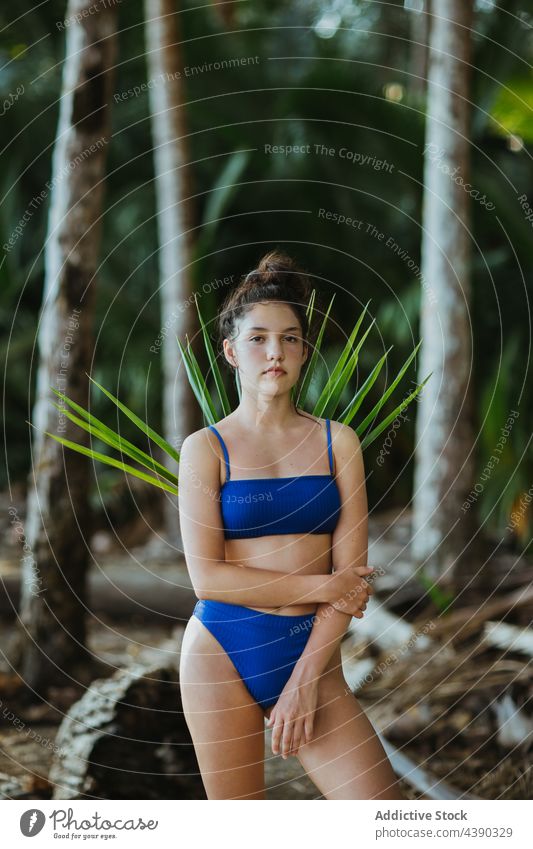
left=178, top=250, right=403, bottom=800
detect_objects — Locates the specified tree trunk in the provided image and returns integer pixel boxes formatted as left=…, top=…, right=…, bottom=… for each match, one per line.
left=408, top=0, right=432, bottom=101
left=12, top=0, right=118, bottom=692
left=412, top=0, right=476, bottom=583
left=49, top=660, right=206, bottom=799
left=144, top=0, right=197, bottom=548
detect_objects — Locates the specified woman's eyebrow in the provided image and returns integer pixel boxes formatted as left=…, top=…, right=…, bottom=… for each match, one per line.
left=246, top=325, right=300, bottom=332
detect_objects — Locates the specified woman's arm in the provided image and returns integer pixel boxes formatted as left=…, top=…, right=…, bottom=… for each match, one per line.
left=178, top=429, right=346, bottom=608
left=289, top=424, right=369, bottom=685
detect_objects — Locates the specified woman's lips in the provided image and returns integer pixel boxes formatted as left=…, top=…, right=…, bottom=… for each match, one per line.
left=264, top=368, right=285, bottom=375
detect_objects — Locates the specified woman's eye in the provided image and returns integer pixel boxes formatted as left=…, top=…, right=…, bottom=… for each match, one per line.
left=249, top=335, right=299, bottom=342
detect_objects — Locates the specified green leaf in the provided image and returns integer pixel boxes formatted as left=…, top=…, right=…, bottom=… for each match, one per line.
left=35, top=427, right=179, bottom=495
left=50, top=399, right=178, bottom=485
left=339, top=347, right=392, bottom=425
left=313, top=301, right=371, bottom=417
left=295, top=292, right=336, bottom=409
left=194, top=293, right=231, bottom=417
left=176, top=334, right=218, bottom=423
left=86, top=375, right=180, bottom=463
left=322, top=318, right=376, bottom=418
left=417, top=570, right=455, bottom=613
left=360, top=373, right=432, bottom=449
left=197, top=150, right=250, bottom=250
left=50, top=388, right=176, bottom=480
left=356, top=340, right=423, bottom=435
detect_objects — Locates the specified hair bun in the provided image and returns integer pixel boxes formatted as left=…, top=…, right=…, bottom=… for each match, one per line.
left=251, top=250, right=308, bottom=299
left=218, top=249, right=320, bottom=376
left=256, top=250, right=297, bottom=275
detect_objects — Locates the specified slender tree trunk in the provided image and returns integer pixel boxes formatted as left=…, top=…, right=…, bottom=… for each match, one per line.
left=144, top=0, right=197, bottom=548
left=408, top=0, right=432, bottom=100
left=12, top=0, right=118, bottom=692
left=412, top=0, right=476, bottom=583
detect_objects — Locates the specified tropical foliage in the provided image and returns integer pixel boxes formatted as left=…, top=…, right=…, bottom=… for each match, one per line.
left=41, top=294, right=431, bottom=496
left=2, top=0, right=532, bottom=541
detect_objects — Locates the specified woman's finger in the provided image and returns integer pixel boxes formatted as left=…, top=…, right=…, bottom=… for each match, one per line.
left=291, top=721, right=303, bottom=755
left=304, top=716, right=314, bottom=744
left=270, top=715, right=283, bottom=755
left=281, top=718, right=294, bottom=759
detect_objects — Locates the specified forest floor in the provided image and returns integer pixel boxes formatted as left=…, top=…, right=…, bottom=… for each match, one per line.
left=0, top=492, right=531, bottom=800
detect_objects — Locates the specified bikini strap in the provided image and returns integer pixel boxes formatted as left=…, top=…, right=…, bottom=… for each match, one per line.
left=209, top=425, right=231, bottom=482
left=325, top=418, right=334, bottom=475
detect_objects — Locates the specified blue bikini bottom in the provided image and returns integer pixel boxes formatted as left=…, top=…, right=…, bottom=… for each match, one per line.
left=192, top=599, right=316, bottom=710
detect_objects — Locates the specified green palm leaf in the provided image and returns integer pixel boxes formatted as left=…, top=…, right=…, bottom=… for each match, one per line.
left=194, top=293, right=232, bottom=416
left=30, top=425, right=178, bottom=495
left=313, top=301, right=371, bottom=417
left=339, top=347, right=392, bottom=425
left=355, top=341, right=424, bottom=435
left=86, top=374, right=180, bottom=463
left=49, top=397, right=178, bottom=485
left=295, top=292, right=336, bottom=409
left=176, top=333, right=218, bottom=423
left=320, top=317, right=376, bottom=419
left=38, top=287, right=430, bottom=496
left=360, top=374, right=432, bottom=450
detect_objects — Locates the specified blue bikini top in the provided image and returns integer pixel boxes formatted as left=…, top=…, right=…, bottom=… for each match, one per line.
left=209, top=418, right=342, bottom=540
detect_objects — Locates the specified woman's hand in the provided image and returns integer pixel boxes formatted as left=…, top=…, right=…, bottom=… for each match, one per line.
left=266, top=677, right=319, bottom=759
left=330, top=564, right=374, bottom=617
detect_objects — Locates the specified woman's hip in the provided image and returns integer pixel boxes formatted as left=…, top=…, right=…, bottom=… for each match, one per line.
left=192, top=598, right=316, bottom=650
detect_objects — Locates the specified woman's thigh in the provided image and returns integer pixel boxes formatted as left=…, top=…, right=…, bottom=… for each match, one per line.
left=179, top=614, right=266, bottom=800
left=296, top=649, right=403, bottom=800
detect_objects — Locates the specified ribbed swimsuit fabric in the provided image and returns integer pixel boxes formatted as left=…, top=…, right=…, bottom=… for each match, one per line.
left=192, top=418, right=341, bottom=710
left=209, top=417, right=342, bottom=540
left=192, top=599, right=317, bottom=709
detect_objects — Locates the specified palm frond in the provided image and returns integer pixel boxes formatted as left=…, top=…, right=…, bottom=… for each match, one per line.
left=86, top=374, right=180, bottom=463
left=38, top=289, right=429, bottom=495
left=194, top=293, right=232, bottom=417
left=356, top=341, right=424, bottom=435
left=339, top=347, right=392, bottom=425
left=30, top=424, right=178, bottom=495
left=295, top=293, right=336, bottom=408
left=49, top=395, right=178, bottom=485
left=176, top=333, right=218, bottom=423
left=360, top=374, right=432, bottom=450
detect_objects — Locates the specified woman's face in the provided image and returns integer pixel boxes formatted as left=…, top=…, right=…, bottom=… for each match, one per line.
left=224, top=301, right=308, bottom=395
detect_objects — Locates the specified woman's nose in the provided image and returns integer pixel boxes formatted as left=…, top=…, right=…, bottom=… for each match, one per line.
left=267, top=339, right=284, bottom=358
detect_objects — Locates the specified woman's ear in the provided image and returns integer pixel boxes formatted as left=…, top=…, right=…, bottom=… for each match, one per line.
left=223, top=338, right=238, bottom=369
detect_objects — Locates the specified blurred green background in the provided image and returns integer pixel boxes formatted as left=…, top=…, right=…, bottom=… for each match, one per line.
left=1, top=0, right=532, bottom=543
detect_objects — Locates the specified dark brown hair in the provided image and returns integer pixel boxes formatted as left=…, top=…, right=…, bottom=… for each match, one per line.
left=218, top=250, right=312, bottom=346
left=218, top=249, right=319, bottom=414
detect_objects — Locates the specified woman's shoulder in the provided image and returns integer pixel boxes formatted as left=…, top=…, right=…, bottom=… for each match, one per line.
left=311, top=414, right=361, bottom=448
left=187, top=414, right=235, bottom=438
left=299, top=411, right=350, bottom=436
left=181, top=418, right=236, bottom=460
left=328, top=419, right=362, bottom=454
left=181, top=422, right=224, bottom=453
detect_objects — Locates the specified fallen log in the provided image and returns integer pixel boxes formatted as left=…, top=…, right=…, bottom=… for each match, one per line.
left=426, top=585, right=533, bottom=641
left=343, top=597, right=434, bottom=653
left=0, top=562, right=196, bottom=620
left=482, top=621, right=533, bottom=657
left=48, top=659, right=205, bottom=800
left=492, top=693, right=533, bottom=750
left=377, top=734, right=482, bottom=800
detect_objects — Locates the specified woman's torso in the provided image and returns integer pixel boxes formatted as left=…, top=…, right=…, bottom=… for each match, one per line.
left=213, top=412, right=337, bottom=616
